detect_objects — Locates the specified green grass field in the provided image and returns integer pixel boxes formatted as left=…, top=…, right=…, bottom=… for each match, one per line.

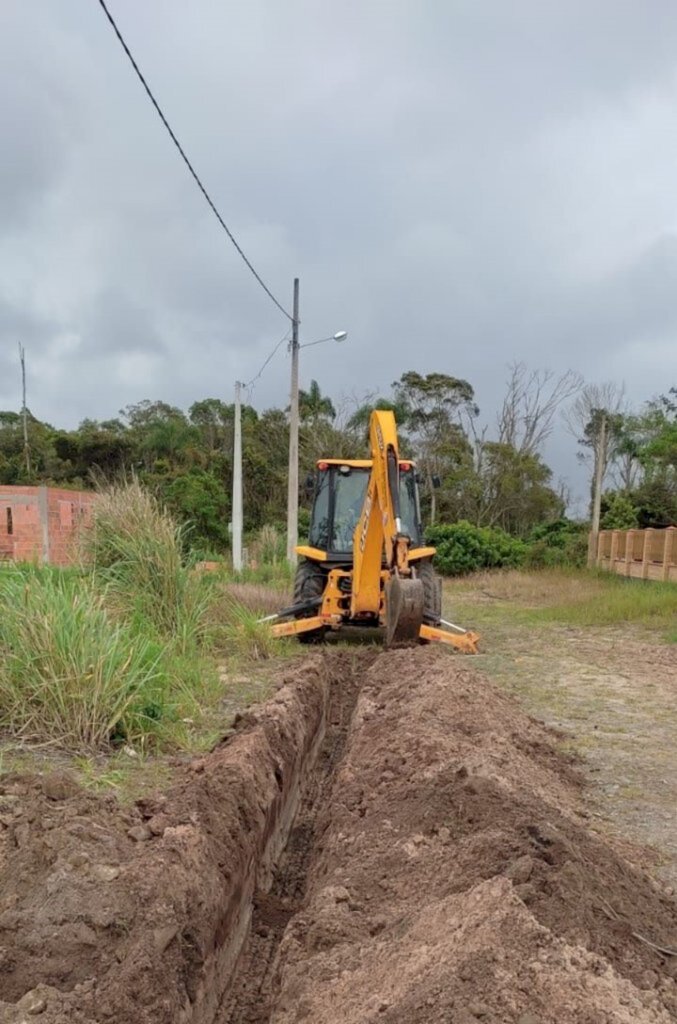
left=446, top=568, right=677, bottom=641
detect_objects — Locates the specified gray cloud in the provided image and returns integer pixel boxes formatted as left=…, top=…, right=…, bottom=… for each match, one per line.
left=1, top=0, right=676, bottom=499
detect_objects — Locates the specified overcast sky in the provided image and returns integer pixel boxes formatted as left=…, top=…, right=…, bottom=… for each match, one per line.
left=1, top=1, right=677, bottom=505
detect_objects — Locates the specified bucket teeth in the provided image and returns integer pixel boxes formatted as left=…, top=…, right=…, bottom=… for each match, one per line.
left=385, top=576, right=424, bottom=647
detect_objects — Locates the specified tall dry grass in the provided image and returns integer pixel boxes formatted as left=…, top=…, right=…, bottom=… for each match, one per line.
left=222, top=582, right=291, bottom=616
left=248, top=524, right=286, bottom=567
left=82, top=479, right=209, bottom=648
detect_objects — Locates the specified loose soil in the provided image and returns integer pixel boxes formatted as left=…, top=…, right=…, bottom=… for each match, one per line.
left=1, top=648, right=677, bottom=1022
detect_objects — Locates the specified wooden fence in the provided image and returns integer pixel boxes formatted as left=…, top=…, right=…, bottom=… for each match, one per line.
left=592, top=527, right=677, bottom=582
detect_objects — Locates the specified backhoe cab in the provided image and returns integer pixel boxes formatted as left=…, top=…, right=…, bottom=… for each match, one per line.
left=270, top=411, right=479, bottom=652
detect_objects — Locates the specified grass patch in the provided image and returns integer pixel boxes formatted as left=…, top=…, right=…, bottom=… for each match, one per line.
left=73, top=752, right=173, bottom=802
left=232, top=563, right=294, bottom=587
left=445, top=568, right=677, bottom=636
left=535, top=573, right=677, bottom=629
left=216, top=599, right=284, bottom=661
left=0, top=569, right=167, bottom=750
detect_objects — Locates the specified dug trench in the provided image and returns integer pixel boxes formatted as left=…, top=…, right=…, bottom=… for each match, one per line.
left=2, top=650, right=677, bottom=1022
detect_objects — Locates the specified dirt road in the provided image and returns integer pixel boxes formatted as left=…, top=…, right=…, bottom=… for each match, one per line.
left=447, top=575, right=677, bottom=887
left=2, top=648, right=677, bottom=1023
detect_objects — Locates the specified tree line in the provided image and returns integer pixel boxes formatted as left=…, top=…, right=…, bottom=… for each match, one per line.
left=0, top=366, right=674, bottom=554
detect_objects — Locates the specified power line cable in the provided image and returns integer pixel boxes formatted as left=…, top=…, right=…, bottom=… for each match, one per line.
left=243, top=328, right=291, bottom=392
left=96, top=0, right=292, bottom=322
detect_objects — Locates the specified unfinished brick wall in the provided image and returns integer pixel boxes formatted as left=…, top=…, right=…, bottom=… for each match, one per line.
left=0, top=486, right=96, bottom=566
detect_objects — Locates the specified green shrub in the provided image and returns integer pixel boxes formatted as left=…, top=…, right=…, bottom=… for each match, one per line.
left=528, top=517, right=582, bottom=548
left=0, top=569, right=167, bottom=749
left=426, top=521, right=527, bottom=576
left=526, top=518, right=588, bottom=568
left=600, top=493, right=639, bottom=531
left=161, top=469, right=230, bottom=552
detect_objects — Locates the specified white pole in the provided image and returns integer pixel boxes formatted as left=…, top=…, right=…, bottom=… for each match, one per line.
left=232, top=380, right=243, bottom=572
left=19, top=343, right=30, bottom=476
left=286, top=277, right=300, bottom=565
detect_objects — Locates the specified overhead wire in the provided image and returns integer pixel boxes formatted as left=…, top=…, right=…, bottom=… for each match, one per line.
left=242, top=327, right=292, bottom=398
left=96, top=0, right=292, bottom=322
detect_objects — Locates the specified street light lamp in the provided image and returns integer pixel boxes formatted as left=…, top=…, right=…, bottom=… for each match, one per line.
left=299, top=330, right=348, bottom=349
left=286, top=279, right=348, bottom=564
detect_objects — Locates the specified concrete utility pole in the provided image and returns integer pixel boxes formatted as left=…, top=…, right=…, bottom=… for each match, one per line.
left=232, top=380, right=243, bottom=573
left=286, top=277, right=300, bottom=565
left=18, top=343, right=30, bottom=476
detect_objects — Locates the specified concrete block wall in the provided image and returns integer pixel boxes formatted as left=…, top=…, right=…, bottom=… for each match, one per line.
left=0, top=486, right=96, bottom=566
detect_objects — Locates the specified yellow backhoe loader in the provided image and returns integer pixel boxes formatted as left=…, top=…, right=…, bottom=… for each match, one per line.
left=268, top=410, right=479, bottom=651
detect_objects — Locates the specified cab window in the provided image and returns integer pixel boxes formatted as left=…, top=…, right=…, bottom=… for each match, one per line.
left=399, top=470, right=422, bottom=544
left=331, top=467, right=369, bottom=552
left=308, top=470, right=330, bottom=548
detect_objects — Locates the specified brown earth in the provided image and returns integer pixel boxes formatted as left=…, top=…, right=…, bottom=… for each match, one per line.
left=1, top=648, right=677, bottom=1023
left=0, top=651, right=355, bottom=1024
left=266, top=649, right=677, bottom=1023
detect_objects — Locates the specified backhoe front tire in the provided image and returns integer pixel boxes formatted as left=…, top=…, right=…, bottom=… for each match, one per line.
left=293, top=558, right=327, bottom=644
left=415, top=558, right=442, bottom=632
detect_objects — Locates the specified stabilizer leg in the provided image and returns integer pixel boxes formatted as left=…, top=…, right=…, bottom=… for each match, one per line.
left=419, top=623, right=480, bottom=653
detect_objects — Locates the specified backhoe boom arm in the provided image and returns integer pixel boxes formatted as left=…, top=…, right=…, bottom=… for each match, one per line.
left=350, top=410, right=412, bottom=617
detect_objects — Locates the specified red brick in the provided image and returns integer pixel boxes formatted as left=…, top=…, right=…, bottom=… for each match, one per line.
left=0, top=486, right=97, bottom=566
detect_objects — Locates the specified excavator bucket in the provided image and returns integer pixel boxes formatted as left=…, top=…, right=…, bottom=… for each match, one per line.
left=385, top=576, right=425, bottom=647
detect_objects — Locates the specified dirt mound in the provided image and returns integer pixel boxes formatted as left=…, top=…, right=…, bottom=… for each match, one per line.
left=0, top=651, right=364, bottom=1024
left=1, top=647, right=677, bottom=1023
left=266, top=649, right=677, bottom=1022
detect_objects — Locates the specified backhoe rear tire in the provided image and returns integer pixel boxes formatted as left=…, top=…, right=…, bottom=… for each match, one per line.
left=293, top=558, right=327, bottom=644
left=415, top=558, right=442, bottom=632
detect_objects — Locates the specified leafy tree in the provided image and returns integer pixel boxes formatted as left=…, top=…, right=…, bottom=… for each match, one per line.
left=473, top=442, right=563, bottom=537
left=120, top=400, right=185, bottom=430
left=347, top=396, right=411, bottom=437
left=243, top=408, right=289, bottom=529
left=188, top=398, right=257, bottom=454
left=162, top=469, right=230, bottom=552
left=298, top=380, right=336, bottom=424
left=3, top=365, right=667, bottom=553
left=53, top=421, right=133, bottom=482
left=629, top=478, right=677, bottom=528
left=641, top=414, right=677, bottom=473
left=392, top=371, right=478, bottom=523
left=623, top=389, right=677, bottom=526
left=0, top=410, right=67, bottom=485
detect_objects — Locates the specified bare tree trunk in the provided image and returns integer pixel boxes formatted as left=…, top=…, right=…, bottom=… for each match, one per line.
left=588, top=414, right=607, bottom=566
left=498, top=362, right=583, bottom=455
